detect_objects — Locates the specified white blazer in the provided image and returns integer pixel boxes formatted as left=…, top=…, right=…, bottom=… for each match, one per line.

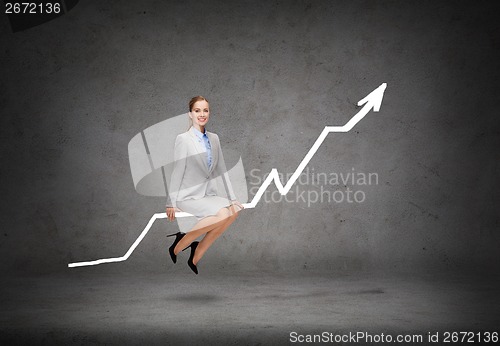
left=165, top=127, right=237, bottom=208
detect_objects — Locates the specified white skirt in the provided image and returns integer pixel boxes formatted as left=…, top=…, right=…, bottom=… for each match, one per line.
left=177, top=195, right=232, bottom=221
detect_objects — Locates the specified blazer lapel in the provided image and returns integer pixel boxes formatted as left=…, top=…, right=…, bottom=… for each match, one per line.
left=207, top=132, right=218, bottom=175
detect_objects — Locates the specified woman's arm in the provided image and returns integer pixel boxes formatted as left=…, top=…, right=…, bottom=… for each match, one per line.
left=166, top=134, right=187, bottom=208
left=215, top=134, right=237, bottom=202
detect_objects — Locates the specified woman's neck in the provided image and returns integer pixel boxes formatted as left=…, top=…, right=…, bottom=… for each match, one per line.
left=193, top=124, right=205, bottom=133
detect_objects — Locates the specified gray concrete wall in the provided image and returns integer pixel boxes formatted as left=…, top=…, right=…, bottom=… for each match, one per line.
left=1, top=0, right=499, bottom=275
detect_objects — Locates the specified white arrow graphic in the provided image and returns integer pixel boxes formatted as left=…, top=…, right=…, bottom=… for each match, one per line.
left=244, top=82, right=387, bottom=209
left=68, top=83, right=387, bottom=267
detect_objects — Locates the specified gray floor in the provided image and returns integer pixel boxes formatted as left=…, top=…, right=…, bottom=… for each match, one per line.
left=1, top=268, right=498, bottom=345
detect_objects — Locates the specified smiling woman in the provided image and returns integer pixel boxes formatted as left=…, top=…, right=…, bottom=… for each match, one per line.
left=165, top=96, right=245, bottom=274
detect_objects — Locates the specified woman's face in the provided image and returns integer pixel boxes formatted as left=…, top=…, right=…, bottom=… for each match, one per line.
left=189, top=100, right=210, bottom=129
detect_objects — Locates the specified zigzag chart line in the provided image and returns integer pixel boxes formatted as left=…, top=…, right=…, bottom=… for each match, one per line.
left=68, top=83, right=387, bottom=267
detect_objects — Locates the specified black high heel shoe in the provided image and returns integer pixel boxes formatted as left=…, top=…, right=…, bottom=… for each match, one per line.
left=166, top=232, right=185, bottom=264
left=182, top=241, right=199, bottom=274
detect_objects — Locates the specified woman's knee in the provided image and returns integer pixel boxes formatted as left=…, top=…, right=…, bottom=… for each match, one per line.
left=227, top=205, right=241, bottom=218
left=230, top=209, right=239, bottom=219
left=216, top=207, right=231, bottom=219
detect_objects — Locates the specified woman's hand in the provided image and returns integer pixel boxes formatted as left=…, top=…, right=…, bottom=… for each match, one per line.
left=166, top=207, right=180, bottom=222
left=230, top=200, right=245, bottom=212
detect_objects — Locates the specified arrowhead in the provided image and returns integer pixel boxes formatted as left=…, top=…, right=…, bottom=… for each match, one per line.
left=357, top=83, right=387, bottom=112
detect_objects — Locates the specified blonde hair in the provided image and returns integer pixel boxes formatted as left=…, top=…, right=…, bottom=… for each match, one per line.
left=187, top=96, right=209, bottom=130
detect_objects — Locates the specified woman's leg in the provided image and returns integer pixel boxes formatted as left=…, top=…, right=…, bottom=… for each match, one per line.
left=173, top=205, right=238, bottom=254
left=193, top=206, right=239, bottom=264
